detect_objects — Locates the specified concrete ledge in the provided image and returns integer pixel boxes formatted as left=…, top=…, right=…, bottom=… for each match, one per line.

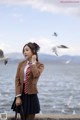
left=7, top=114, right=80, bottom=120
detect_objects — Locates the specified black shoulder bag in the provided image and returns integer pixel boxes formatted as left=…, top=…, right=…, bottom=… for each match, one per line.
left=11, top=97, right=25, bottom=120
left=15, top=104, right=25, bottom=120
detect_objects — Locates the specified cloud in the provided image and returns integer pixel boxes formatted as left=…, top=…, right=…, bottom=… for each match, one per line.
left=0, top=38, right=80, bottom=55
left=0, top=0, right=80, bottom=15
left=12, top=13, right=24, bottom=22
left=12, top=13, right=22, bottom=17
left=0, top=38, right=58, bottom=54
left=0, top=43, right=22, bottom=53
left=0, top=43, right=13, bottom=53
left=28, top=38, right=56, bottom=54
left=26, top=37, right=80, bottom=55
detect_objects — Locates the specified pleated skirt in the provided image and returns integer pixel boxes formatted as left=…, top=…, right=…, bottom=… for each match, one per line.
left=11, top=84, right=40, bottom=114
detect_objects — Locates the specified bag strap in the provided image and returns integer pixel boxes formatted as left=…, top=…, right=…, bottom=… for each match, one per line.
left=20, top=105, right=25, bottom=120
left=14, top=108, right=17, bottom=120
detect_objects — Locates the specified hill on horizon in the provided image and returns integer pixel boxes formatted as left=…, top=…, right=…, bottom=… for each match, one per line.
left=5, top=52, right=80, bottom=64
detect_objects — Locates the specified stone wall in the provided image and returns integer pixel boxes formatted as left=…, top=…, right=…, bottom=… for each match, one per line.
left=7, top=114, right=80, bottom=120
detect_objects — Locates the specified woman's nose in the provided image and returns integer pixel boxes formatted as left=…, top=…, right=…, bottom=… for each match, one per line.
left=24, top=51, right=26, bottom=54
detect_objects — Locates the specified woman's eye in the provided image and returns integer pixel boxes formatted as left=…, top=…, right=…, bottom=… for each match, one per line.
left=26, top=49, right=28, bottom=51
left=24, top=49, right=28, bottom=51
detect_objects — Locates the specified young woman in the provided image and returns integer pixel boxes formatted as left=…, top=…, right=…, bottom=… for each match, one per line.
left=11, top=42, right=44, bottom=120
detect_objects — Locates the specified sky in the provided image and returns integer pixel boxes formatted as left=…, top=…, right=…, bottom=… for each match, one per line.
left=0, top=0, right=80, bottom=56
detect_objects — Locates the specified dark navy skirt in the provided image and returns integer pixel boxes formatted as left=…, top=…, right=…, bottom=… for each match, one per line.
left=11, top=85, right=40, bottom=114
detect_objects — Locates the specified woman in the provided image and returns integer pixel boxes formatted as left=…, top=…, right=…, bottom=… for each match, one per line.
left=11, top=42, right=44, bottom=120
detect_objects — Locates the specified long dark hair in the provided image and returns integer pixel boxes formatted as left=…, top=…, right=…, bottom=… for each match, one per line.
left=23, top=42, right=40, bottom=61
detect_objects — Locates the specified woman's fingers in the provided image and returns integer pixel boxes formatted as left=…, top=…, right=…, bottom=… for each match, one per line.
left=16, top=97, right=22, bottom=106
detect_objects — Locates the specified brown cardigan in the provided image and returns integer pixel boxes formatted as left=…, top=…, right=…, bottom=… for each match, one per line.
left=15, top=60, right=44, bottom=96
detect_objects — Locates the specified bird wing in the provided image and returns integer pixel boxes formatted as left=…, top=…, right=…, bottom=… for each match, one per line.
left=0, top=49, right=8, bottom=65
left=52, top=47, right=58, bottom=56
left=52, top=32, right=58, bottom=37
left=0, top=57, right=8, bottom=61
left=0, top=49, right=4, bottom=58
left=57, top=45, right=68, bottom=48
left=54, top=32, right=57, bottom=36
left=4, top=59, right=8, bottom=65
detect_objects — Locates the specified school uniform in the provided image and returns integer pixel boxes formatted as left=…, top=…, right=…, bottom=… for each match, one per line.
left=11, top=60, right=44, bottom=118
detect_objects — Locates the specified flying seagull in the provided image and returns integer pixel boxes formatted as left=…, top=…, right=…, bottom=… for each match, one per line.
left=52, top=46, right=58, bottom=56
left=52, top=32, right=58, bottom=37
left=52, top=45, right=69, bottom=56
left=0, top=49, right=8, bottom=65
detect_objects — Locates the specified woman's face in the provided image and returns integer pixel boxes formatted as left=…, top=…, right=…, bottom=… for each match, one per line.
left=23, top=45, right=33, bottom=60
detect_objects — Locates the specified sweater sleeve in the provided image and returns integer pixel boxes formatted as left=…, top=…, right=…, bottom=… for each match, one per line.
left=30, top=62, right=44, bottom=78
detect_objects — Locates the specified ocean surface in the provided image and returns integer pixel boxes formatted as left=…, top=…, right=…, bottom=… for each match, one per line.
left=0, top=61, right=80, bottom=114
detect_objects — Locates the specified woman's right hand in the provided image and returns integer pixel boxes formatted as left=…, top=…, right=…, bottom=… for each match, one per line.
left=16, top=97, right=22, bottom=106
